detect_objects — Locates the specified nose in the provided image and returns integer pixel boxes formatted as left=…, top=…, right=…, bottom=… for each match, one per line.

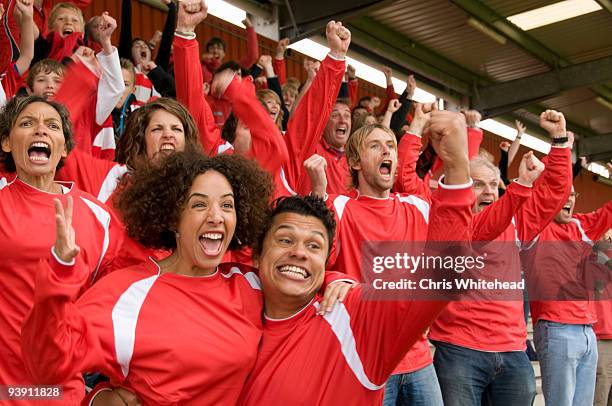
left=206, top=205, right=223, bottom=225
left=289, top=242, right=308, bottom=260
left=161, top=128, right=175, bottom=139
left=482, top=183, right=494, bottom=195
left=34, top=120, right=48, bottom=136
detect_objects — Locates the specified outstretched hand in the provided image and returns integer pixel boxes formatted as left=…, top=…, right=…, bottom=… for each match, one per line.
left=53, top=197, right=80, bottom=263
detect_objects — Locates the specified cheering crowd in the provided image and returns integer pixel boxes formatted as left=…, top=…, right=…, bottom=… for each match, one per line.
left=0, top=0, right=611, bottom=405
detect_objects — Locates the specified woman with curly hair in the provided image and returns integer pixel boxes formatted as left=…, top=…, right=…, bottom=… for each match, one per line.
left=0, top=96, right=129, bottom=403
left=21, top=150, right=275, bottom=405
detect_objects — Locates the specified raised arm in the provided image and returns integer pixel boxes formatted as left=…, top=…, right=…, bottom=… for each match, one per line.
left=574, top=201, right=612, bottom=241
left=238, top=16, right=259, bottom=68
left=173, top=1, right=229, bottom=156
left=222, top=75, right=288, bottom=174
left=95, top=12, right=125, bottom=126
left=12, top=0, right=35, bottom=76
left=390, top=75, right=415, bottom=135
left=155, top=0, right=177, bottom=72
left=118, top=0, right=133, bottom=60
left=515, top=110, right=573, bottom=243
left=393, top=102, right=434, bottom=196
left=508, top=120, right=525, bottom=166
left=283, top=21, right=348, bottom=186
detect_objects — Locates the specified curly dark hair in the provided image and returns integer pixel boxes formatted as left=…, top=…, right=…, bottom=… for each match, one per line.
left=0, top=95, right=74, bottom=172
left=253, top=195, right=337, bottom=258
left=116, top=98, right=200, bottom=168
left=115, top=150, right=274, bottom=251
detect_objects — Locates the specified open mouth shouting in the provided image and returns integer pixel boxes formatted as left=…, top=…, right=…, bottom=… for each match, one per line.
left=379, top=160, right=392, bottom=179
left=335, top=125, right=348, bottom=138
left=199, top=232, right=224, bottom=256
left=27, top=142, right=51, bottom=164
left=562, top=203, right=572, bottom=215
left=62, top=27, right=74, bottom=37
left=478, top=199, right=493, bottom=210
left=160, top=143, right=176, bottom=154
left=277, top=264, right=310, bottom=281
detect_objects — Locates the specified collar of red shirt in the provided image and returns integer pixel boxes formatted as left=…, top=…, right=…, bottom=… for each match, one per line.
left=320, top=138, right=345, bottom=159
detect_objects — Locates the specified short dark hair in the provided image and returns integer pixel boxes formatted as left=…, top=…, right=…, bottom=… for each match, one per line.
left=206, top=36, right=226, bottom=51
left=0, top=95, right=74, bottom=172
left=215, top=60, right=242, bottom=75
left=115, top=150, right=274, bottom=251
left=254, top=195, right=336, bottom=258
left=357, top=96, right=371, bottom=107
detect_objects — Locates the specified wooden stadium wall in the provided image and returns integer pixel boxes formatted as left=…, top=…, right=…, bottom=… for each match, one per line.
left=82, top=2, right=610, bottom=214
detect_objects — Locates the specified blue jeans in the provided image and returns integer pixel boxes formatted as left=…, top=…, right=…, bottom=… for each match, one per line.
left=382, top=364, right=443, bottom=406
left=534, top=320, right=598, bottom=406
left=432, top=341, right=535, bottom=406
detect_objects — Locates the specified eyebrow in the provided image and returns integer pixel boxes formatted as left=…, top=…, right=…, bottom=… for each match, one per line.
left=188, top=192, right=234, bottom=200
left=276, top=224, right=326, bottom=239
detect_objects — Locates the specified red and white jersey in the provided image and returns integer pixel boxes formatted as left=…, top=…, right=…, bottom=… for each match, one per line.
left=527, top=200, right=612, bottom=325
left=430, top=146, right=572, bottom=351
left=327, top=190, right=433, bottom=374
left=0, top=178, right=124, bottom=405
left=21, top=259, right=263, bottom=405
left=282, top=55, right=346, bottom=195
left=55, top=49, right=123, bottom=159
left=239, top=184, right=474, bottom=404
left=239, top=287, right=446, bottom=405
left=327, top=184, right=474, bottom=374
left=133, top=70, right=160, bottom=107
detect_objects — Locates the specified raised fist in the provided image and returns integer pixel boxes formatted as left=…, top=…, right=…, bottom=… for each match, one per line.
left=304, top=154, right=328, bottom=197
left=258, top=55, right=272, bottom=69
left=539, top=109, right=566, bottom=139
left=386, top=99, right=401, bottom=114
left=326, top=20, right=351, bottom=59
left=381, top=66, right=392, bottom=78
left=462, top=109, right=481, bottom=128
left=429, top=111, right=469, bottom=182
left=405, top=75, right=416, bottom=99
left=517, top=151, right=544, bottom=187
left=176, top=0, right=207, bottom=33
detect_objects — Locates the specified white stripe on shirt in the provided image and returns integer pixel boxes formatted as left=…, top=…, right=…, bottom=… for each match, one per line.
left=98, top=165, right=128, bottom=203
left=397, top=195, right=430, bottom=224
left=80, top=196, right=111, bottom=283
left=112, top=274, right=159, bottom=378
left=316, top=301, right=385, bottom=391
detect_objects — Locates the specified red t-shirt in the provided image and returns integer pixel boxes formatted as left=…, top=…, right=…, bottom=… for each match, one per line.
left=0, top=178, right=125, bottom=405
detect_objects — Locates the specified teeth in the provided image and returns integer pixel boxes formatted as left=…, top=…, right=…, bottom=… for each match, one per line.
left=160, top=144, right=175, bottom=151
left=279, top=265, right=308, bottom=278
left=30, top=156, right=49, bottom=162
left=201, top=233, right=222, bottom=240
left=30, top=142, right=49, bottom=149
